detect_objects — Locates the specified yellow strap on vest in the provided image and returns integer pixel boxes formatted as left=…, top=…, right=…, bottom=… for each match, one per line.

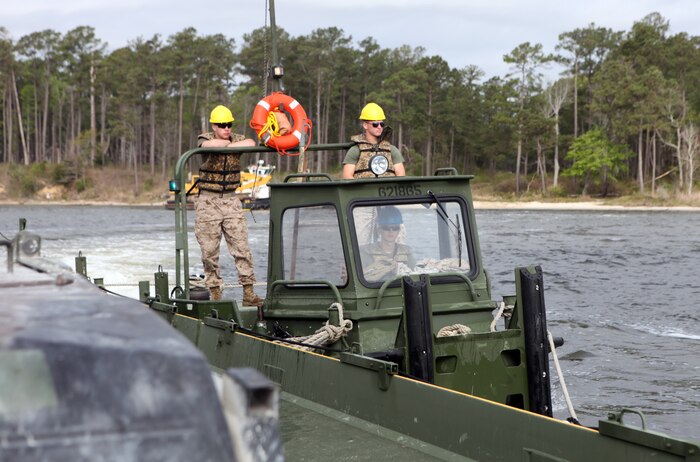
left=257, top=111, right=282, bottom=139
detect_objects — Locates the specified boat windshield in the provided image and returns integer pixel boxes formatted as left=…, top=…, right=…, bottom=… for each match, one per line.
left=353, top=200, right=472, bottom=285
left=278, top=200, right=472, bottom=287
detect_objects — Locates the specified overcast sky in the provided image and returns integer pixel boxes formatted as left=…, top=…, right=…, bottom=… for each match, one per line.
left=5, top=0, right=700, bottom=82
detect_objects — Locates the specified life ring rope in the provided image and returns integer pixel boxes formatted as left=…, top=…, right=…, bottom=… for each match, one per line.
left=250, top=92, right=313, bottom=155
left=257, top=111, right=283, bottom=139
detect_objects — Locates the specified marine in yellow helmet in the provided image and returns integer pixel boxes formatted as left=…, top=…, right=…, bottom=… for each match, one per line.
left=342, top=102, right=406, bottom=179
left=194, top=105, right=264, bottom=307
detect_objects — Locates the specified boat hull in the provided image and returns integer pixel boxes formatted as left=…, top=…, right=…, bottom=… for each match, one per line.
left=157, top=310, right=699, bottom=461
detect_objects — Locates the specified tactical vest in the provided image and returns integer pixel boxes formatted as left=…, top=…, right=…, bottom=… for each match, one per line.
left=197, top=132, right=246, bottom=192
left=363, top=243, right=413, bottom=265
left=361, top=242, right=414, bottom=280
left=351, top=134, right=396, bottom=179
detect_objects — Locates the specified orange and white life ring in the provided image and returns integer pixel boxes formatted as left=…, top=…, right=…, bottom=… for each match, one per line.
left=250, top=92, right=312, bottom=153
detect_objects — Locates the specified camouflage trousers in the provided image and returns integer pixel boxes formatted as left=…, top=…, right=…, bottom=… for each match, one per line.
left=195, top=191, right=256, bottom=289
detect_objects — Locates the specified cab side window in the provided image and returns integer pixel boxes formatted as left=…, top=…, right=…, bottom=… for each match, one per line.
left=282, top=205, right=347, bottom=285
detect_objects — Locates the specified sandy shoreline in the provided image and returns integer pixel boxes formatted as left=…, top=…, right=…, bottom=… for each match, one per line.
left=472, top=200, right=700, bottom=212
left=1, top=198, right=699, bottom=212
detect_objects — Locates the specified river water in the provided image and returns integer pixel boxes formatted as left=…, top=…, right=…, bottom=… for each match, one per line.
left=1, top=204, right=698, bottom=440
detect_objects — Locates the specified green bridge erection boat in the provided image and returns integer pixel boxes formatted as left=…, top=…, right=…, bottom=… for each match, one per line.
left=141, top=142, right=699, bottom=461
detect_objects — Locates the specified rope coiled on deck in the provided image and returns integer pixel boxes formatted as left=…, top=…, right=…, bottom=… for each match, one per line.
left=437, top=324, right=472, bottom=337
left=282, top=302, right=353, bottom=351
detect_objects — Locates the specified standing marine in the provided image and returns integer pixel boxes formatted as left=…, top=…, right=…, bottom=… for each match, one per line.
left=194, top=105, right=264, bottom=306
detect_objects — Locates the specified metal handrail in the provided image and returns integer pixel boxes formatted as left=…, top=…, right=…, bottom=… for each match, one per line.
left=268, top=279, right=343, bottom=307
left=374, top=271, right=478, bottom=310
left=283, top=173, right=333, bottom=182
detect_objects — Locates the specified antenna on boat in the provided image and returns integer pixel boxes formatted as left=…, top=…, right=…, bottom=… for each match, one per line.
left=264, top=0, right=310, bottom=174
left=268, top=0, right=284, bottom=92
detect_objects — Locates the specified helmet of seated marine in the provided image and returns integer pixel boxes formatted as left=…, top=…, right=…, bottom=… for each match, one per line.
left=210, top=105, right=234, bottom=123
left=377, top=206, right=403, bottom=225
left=359, top=102, right=386, bottom=121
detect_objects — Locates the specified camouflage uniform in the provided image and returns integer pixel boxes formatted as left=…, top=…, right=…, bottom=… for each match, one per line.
left=195, top=132, right=256, bottom=290
left=359, top=242, right=415, bottom=281
left=344, top=134, right=403, bottom=179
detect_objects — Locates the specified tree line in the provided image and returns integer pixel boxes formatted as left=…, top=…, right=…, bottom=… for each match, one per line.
left=1, top=11, right=699, bottom=196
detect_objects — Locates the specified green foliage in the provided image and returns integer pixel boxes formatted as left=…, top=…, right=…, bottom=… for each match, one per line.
left=1, top=12, right=700, bottom=201
left=563, top=128, right=633, bottom=190
left=51, top=163, right=66, bottom=183
left=75, top=178, right=93, bottom=193
left=546, top=185, right=567, bottom=198
left=6, top=162, right=55, bottom=196
left=7, top=164, right=36, bottom=196
left=31, top=161, right=47, bottom=176
left=403, top=149, right=424, bottom=176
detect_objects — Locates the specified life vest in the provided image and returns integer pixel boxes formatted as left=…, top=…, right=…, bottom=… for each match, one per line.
left=196, top=133, right=245, bottom=192
left=250, top=92, right=312, bottom=154
left=351, top=134, right=396, bottom=178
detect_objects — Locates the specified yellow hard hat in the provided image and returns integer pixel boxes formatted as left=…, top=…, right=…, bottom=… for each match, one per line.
left=359, top=102, right=386, bottom=121
left=209, top=105, right=234, bottom=123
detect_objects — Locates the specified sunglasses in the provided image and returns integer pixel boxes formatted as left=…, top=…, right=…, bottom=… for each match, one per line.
left=216, top=122, right=233, bottom=129
left=370, top=121, right=386, bottom=128
left=380, top=225, right=400, bottom=232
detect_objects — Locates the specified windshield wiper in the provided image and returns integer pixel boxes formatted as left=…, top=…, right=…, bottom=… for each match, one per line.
left=427, top=190, right=463, bottom=266
left=455, top=214, right=462, bottom=266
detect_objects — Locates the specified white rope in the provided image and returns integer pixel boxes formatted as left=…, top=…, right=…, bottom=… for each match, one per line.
left=437, top=324, right=471, bottom=337
left=438, top=301, right=506, bottom=337
left=547, top=330, right=578, bottom=423
left=490, top=301, right=506, bottom=332
left=283, top=302, right=353, bottom=351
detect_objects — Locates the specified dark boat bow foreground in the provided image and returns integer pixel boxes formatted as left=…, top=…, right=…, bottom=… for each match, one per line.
left=0, top=225, right=284, bottom=461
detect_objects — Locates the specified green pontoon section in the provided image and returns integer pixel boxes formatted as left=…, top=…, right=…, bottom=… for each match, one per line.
left=152, top=309, right=699, bottom=462
left=149, top=141, right=700, bottom=461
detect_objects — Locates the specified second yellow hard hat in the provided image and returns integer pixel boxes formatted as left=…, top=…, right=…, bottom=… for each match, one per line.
left=359, top=102, right=386, bottom=121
